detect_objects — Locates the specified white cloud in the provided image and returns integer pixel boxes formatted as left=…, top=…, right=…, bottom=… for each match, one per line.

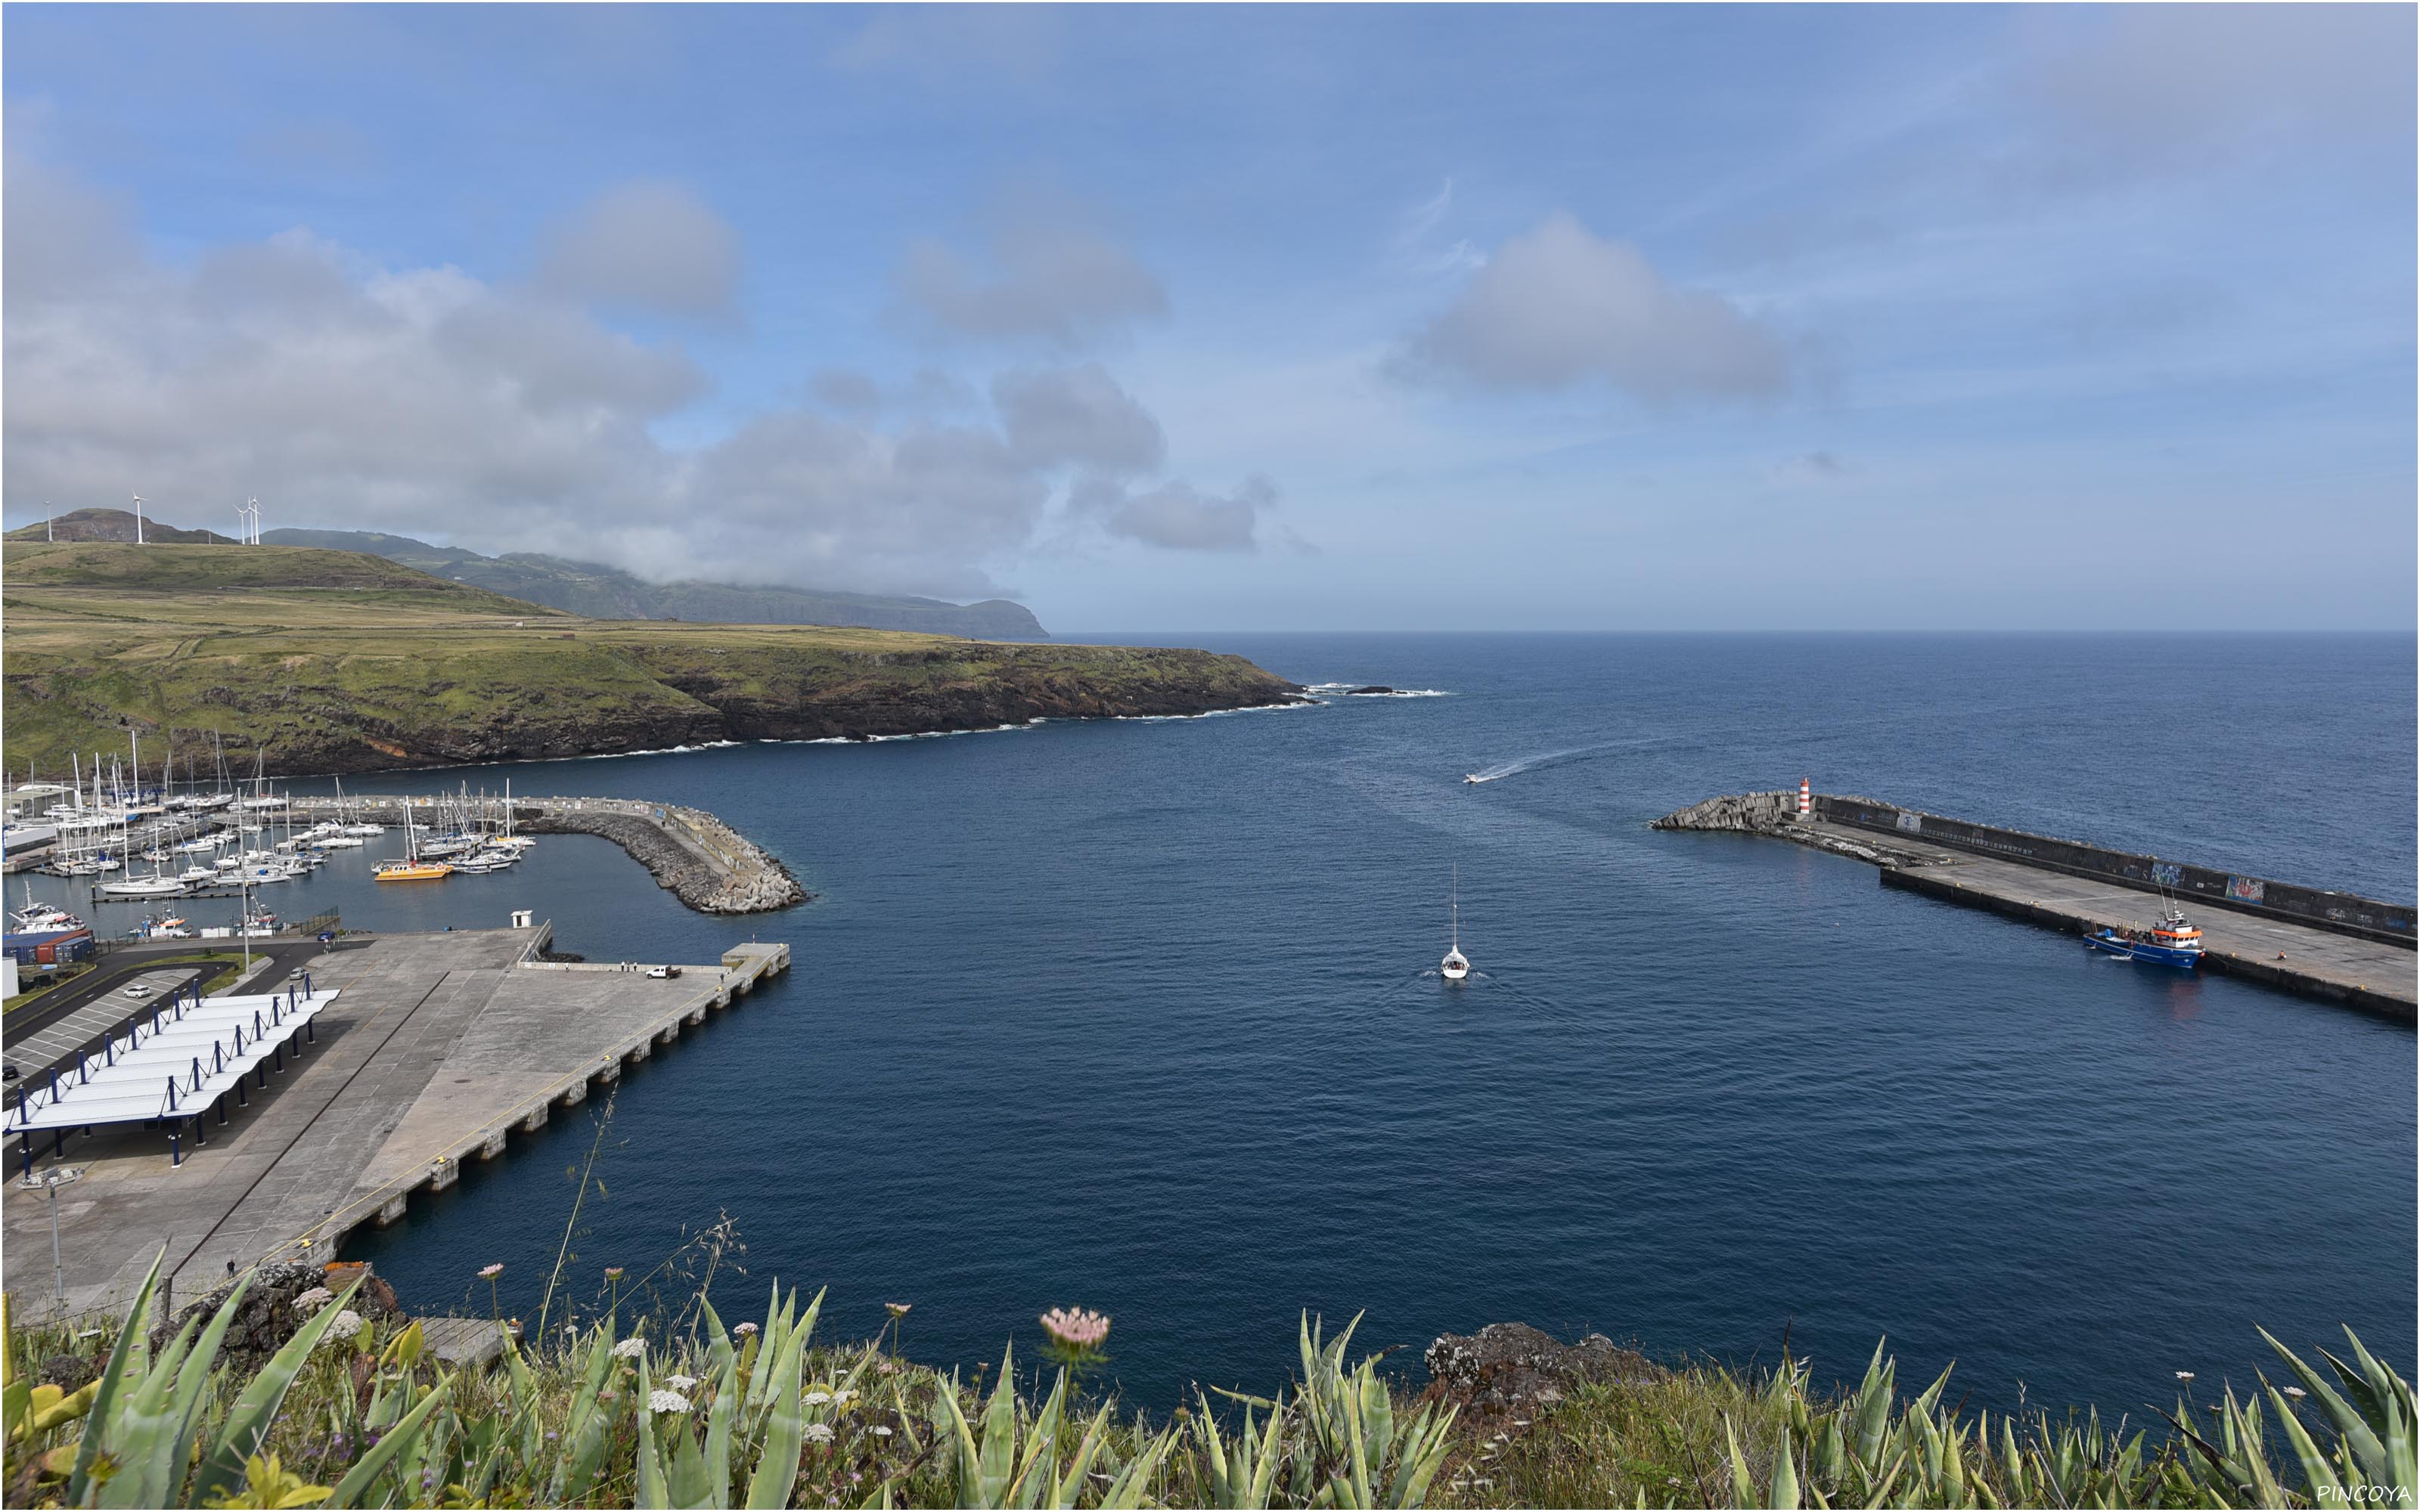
left=1404, top=212, right=1792, bottom=402
left=538, top=178, right=741, bottom=321
left=895, top=188, right=1168, bottom=348
left=2016, top=5, right=2413, bottom=176
left=2, top=156, right=1270, bottom=593
left=992, top=364, right=1165, bottom=473
left=1078, top=474, right=1273, bottom=553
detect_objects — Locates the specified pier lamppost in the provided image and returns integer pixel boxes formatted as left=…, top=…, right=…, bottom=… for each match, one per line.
left=20, top=1165, right=82, bottom=1301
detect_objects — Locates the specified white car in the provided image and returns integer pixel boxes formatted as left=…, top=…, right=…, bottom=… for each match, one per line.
left=123, top=984, right=155, bottom=999
left=645, top=965, right=681, bottom=980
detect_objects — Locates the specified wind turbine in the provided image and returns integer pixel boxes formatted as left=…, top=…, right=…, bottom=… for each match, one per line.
left=44, top=500, right=52, bottom=542
left=132, top=492, right=145, bottom=545
left=247, top=497, right=262, bottom=544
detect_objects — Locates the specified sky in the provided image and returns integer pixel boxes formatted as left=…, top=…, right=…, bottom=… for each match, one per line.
left=4, top=4, right=2413, bottom=631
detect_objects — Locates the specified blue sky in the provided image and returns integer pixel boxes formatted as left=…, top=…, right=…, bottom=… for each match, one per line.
left=5, top=5, right=2412, bottom=630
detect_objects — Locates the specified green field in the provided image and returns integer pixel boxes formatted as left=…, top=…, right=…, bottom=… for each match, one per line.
left=2, top=543, right=1298, bottom=776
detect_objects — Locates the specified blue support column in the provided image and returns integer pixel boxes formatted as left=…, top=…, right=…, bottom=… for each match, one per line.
left=170, top=1128, right=182, bottom=1167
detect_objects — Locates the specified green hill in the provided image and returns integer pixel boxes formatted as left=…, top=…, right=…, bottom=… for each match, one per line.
left=258, top=527, right=1050, bottom=639
left=5, top=506, right=239, bottom=545
left=1, top=541, right=1298, bottom=776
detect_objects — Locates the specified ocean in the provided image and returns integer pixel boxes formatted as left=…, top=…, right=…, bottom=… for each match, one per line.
left=18, top=633, right=2416, bottom=1411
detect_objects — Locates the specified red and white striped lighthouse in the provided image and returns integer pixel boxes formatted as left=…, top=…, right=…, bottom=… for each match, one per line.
left=1799, top=778, right=1812, bottom=819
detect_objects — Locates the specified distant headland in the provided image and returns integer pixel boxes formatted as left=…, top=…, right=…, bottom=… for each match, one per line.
left=0, top=534, right=1306, bottom=779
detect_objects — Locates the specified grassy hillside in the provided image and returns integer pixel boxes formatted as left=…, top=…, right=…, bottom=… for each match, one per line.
left=1, top=542, right=1298, bottom=776
left=3, top=506, right=237, bottom=544
left=259, top=526, right=1050, bottom=639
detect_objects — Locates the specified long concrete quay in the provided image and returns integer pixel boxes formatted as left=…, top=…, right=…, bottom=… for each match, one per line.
left=1, top=923, right=790, bottom=1319
left=1657, top=792, right=2415, bottom=1023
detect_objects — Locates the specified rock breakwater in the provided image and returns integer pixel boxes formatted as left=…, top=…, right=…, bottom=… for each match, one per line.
left=521, top=802, right=807, bottom=915
left=1652, top=790, right=1928, bottom=866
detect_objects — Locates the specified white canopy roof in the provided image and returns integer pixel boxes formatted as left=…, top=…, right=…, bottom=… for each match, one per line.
left=10, top=986, right=340, bottom=1133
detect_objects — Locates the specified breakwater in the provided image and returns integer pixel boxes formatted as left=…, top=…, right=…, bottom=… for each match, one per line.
left=1812, top=795, right=2413, bottom=948
left=285, top=795, right=805, bottom=915
left=1656, top=792, right=2416, bottom=1021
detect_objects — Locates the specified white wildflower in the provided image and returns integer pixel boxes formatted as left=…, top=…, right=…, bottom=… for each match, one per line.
left=613, top=1337, right=647, bottom=1359
left=648, top=1389, right=692, bottom=1414
left=664, top=1374, right=697, bottom=1391
left=2176, top=1371, right=2195, bottom=1382
left=873, top=1425, right=892, bottom=1437
left=321, top=1309, right=365, bottom=1343
left=805, top=1423, right=836, bottom=1444
left=2285, top=1386, right=2308, bottom=1399
left=804, top=1391, right=833, bottom=1406
left=292, top=1287, right=334, bottom=1315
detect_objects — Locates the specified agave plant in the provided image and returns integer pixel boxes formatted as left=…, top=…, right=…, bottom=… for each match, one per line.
left=1190, top=1386, right=1289, bottom=1509
left=1717, top=1329, right=2415, bottom=1510
left=1, top=1249, right=452, bottom=1510
left=1289, top=1312, right=1457, bottom=1510
left=932, top=1342, right=1171, bottom=1509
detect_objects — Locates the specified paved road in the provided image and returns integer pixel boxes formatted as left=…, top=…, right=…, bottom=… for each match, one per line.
left=5, top=940, right=337, bottom=1087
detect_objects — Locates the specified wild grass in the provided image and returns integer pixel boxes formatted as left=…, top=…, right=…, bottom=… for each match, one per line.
left=4, top=1239, right=2406, bottom=1511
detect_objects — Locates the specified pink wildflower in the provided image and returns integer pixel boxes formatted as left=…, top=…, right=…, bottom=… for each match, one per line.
left=1039, top=1307, right=1112, bottom=1352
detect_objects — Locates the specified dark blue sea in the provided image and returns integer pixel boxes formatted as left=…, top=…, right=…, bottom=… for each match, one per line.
left=27, top=634, right=2418, bottom=1411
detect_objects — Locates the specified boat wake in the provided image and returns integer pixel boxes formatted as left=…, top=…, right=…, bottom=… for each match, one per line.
left=1461, top=733, right=1694, bottom=785
left=1405, top=965, right=1580, bottom=1021
left=1462, top=742, right=1617, bottom=785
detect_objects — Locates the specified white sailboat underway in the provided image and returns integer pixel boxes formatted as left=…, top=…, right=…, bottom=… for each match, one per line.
left=1441, top=866, right=1470, bottom=981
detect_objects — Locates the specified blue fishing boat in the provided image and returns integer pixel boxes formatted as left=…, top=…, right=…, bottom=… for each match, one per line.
left=2086, top=909, right=2205, bottom=969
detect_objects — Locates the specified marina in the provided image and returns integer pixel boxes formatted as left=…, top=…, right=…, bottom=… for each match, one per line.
left=6, top=782, right=803, bottom=919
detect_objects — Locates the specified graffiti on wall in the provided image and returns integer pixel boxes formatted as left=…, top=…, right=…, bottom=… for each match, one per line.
left=2226, top=875, right=2267, bottom=903
left=1895, top=812, right=1923, bottom=834
left=2152, top=862, right=2183, bottom=888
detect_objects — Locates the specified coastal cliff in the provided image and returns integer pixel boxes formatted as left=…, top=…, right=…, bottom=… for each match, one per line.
left=0, top=542, right=1305, bottom=777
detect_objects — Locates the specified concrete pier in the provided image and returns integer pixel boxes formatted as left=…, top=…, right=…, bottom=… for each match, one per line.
left=0, top=924, right=791, bottom=1318
left=1658, top=792, right=2415, bottom=1022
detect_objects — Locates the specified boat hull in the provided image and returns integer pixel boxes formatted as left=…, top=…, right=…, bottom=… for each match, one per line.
left=2088, top=929, right=2201, bottom=969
